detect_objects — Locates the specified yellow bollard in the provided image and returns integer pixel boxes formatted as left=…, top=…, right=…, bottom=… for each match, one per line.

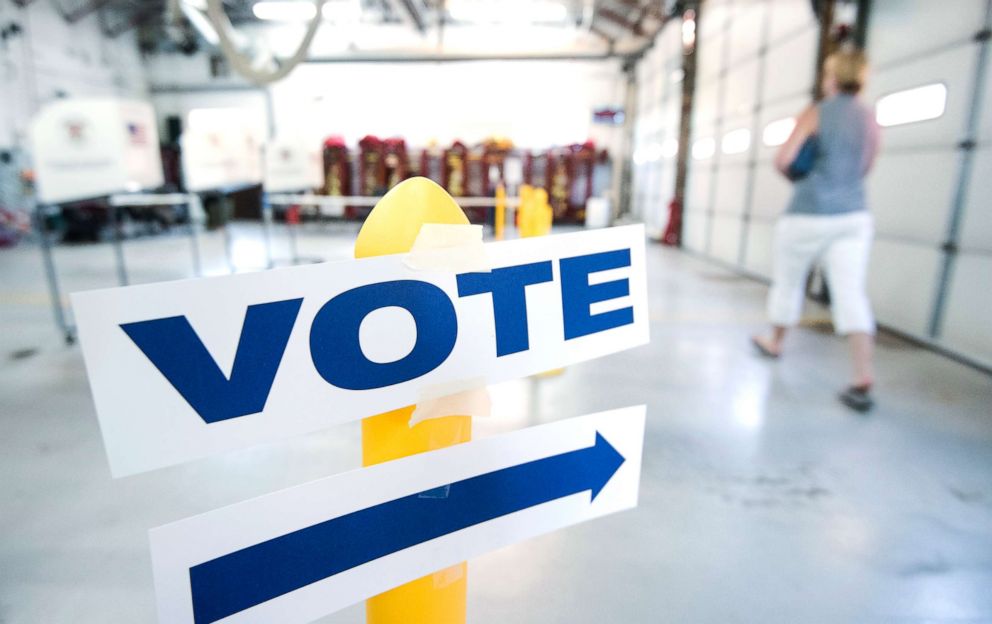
left=528, top=188, right=553, bottom=238
left=354, top=177, right=471, bottom=624
left=494, top=182, right=506, bottom=241
left=517, top=184, right=533, bottom=237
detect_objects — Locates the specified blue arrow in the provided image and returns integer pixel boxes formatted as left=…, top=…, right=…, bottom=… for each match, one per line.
left=189, top=432, right=626, bottom=623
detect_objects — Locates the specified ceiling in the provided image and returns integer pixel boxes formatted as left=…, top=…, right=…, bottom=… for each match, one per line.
left=33, top=0, right=677, bottom=57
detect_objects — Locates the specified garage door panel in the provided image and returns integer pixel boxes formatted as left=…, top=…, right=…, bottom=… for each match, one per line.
left=710, top=215, right=743, bottom=265
left=767, top=0, right=814, bottom=44
left=939, top=253, right=992, bottom=367
left=722, top=58, right=761, bottom=118
left=686, top=167, right=712, bottom=214
left=728, top=1, right=767, bottom=61
left=868, top=148, right=957, bottom=245
left=696, top=23, right=726, bottom=82
left=713, top=164, right=750, bottom=216
left=763, top=26, right=817, bottom=102
left=750, top=166, right=792, bottom=219
left=867, top=45, right=975, bottom=150
left=744, top=221, right=775, bottom=278
left=959, top=147, right=992, bottom=253
left=868, top=0, right=987, bottom=67
left=683, top=210, right=710, bottom=253
left=867, top=240, right=942, bottom=337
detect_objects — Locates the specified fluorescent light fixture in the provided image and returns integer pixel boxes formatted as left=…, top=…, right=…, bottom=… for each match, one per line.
left=254, top=1, right=316, bottom=20
left=253, top=1, right=359, bottom=22
left=691, top=137, right=715, bottom=160
left=762, top=117, right=795, bottom=147
left=180, top=0, right=219, bottom=45
left=721, top=128, right=750, bottom=154
left=661, top=137, right=679, bottom=158
left=875, top=83, right=947, bottom=127
left=447, top=0, right=568, bottom=23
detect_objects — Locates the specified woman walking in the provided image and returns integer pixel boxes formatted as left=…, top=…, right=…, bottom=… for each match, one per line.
left=752, top=49, right=881, bottom=412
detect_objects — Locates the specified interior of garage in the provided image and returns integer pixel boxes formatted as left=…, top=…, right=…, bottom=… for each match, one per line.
left=1, top=1, right=991, bottom=623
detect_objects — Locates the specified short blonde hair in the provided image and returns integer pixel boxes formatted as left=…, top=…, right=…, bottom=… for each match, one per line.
left=825, top=49, right=868, bottom=94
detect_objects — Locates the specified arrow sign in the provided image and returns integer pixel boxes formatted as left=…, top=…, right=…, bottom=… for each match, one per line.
left=151, top=407, right=645, bottom=624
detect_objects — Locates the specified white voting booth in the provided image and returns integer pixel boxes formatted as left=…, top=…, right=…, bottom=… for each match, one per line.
left=262, top=136, right=323, bottom=265
left=30, top=98, right=163, bottom=204
left=263, top=135, right=322, bottom=194
left=28, top=98, right=166, bottom=343
left=180, top=111, right=267, bottom=271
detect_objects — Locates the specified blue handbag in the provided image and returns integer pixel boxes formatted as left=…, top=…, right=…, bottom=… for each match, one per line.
left=787, top=135, right=819, bottom=181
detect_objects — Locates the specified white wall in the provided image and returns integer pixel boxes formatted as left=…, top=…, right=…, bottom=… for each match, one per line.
left=0, top=0, right=147, bottom=149
left=144, top=53, right=626, bottom=155
left=269, top=60, right=625, bottom=148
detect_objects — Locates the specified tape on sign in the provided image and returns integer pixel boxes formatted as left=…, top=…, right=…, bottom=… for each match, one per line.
left=410, top=386, right=492, bottom=428
left=403, top=224, right=489, bottom=273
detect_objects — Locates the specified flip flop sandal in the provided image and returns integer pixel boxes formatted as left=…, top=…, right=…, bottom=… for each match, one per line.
left=750, top=337, right=780, bottom=359
left=839, top=386, right=874, bottom=412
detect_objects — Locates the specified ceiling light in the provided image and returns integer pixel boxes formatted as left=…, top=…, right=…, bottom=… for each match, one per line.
left=180, top=0, right=219, bottom=45
left=447, top=0, right=568, bottom=24
left=253, top=1, right=318, bottom=21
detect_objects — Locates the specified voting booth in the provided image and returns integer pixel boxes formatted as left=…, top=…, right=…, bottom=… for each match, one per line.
left=28, top=98, right=167, bottom=343
left=263, top=136, right=322, bottom=194
left=181, top=124, right=263, bottom=194
left=262, top=136, right=326, bottom=265
left=29, top=98, right=164, bottom=205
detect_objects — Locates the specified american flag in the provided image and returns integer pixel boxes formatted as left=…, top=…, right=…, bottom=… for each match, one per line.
left=127, top=122, right=147, bottom=145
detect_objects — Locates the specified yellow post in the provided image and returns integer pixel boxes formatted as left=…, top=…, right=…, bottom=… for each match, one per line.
left=494, top=182, right=506, bottom=240
left=517, top=184, right=533, bottom=237
left=354, top=177, right=471, bottom=624
left=528, top=188, right=553, bottom=238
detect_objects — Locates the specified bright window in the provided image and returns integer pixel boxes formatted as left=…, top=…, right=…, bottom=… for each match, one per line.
left=875, top=83, right=947, bottom=127
left=721, top=128, right=751, bottom=154
left=691, top=137, right=715, bottom=160
left=762, top=117, right=795, bottom=147
left=660, top=138, right=679, bottom=158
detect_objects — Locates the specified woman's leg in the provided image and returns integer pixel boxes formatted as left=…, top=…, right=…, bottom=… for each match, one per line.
left=753, top=217, right=818, bottom=356
left=823, top=213, right=876, bottom=388
left=847, top=331, right=874, bottom=388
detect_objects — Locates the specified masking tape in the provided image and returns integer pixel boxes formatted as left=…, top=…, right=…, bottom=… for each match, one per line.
left=403, top=223, right=490, bottom=273
left=410, top=380, right=491, bottom=428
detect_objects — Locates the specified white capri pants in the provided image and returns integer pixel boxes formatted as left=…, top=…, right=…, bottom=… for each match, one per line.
left=768, top=211, right=875, bottom=335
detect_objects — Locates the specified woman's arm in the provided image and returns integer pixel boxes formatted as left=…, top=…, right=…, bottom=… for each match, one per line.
left=774, top=105, right=819, bottom=177
left=863, top=115, right=881, bottom=175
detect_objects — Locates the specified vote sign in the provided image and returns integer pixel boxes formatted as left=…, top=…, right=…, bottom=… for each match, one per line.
left=72, top=225, right=649, bottom=476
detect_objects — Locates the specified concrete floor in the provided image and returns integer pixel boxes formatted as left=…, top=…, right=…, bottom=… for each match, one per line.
left=1, top=222, right=991, bottom=624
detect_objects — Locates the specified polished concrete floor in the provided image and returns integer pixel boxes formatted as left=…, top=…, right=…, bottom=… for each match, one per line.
left=1, top=222, right=991, bottom=623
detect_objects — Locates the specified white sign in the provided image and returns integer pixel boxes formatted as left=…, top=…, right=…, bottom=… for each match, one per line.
left=29, top=98, right=164, bottom=204
left=151, top=406, right=645, bottom=624
left=263, top=136, right=322, bottom=193
left=72, top=225, right=649, bottom=476
left=181, top=114, right=262, bottom=192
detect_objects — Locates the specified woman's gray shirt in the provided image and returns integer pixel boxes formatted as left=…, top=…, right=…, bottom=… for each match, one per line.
left=787, top=94, right=876, bottom=216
